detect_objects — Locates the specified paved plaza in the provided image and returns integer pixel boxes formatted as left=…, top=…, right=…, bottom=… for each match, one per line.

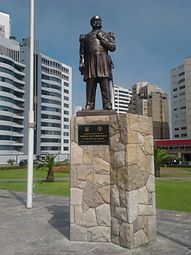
left=0, top=189, right=191, bottom=255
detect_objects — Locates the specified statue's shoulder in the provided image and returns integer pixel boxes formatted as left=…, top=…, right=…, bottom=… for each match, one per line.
left=86, top=31, right=94, bottom=37
left=79, top=34, right=86, bottom=41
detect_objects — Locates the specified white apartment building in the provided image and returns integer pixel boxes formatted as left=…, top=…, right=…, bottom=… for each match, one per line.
left=21, top=38, right=72, bottom=157
left=0, top=13, right=25, bottom=156
left=40, top=54, right=72, bottom=156
left=171, top=57, right=191, bottom=139
left=112, top=85, right=132, bottom=114
left=0, top=11, right=72, bottom=161
left=0, top=12, right=11, bottom=39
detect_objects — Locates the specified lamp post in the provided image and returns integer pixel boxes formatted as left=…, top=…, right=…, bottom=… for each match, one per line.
left=27, top=0, right=35, bottom=208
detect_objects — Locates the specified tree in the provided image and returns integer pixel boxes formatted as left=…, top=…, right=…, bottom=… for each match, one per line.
left=154, top=148, right=177, bottom=177
left=37, top=155, right=57, bottom=182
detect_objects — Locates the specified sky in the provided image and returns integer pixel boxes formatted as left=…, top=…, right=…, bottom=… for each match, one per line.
left=1, top=0, right=191, bottom=111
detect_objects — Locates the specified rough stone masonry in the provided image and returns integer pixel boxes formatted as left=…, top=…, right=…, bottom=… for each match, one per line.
left=70, top=113, right=156, bottom=249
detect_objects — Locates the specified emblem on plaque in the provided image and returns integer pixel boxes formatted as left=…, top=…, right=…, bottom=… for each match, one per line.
left=84, top=126, right=90, bottom=132
left=97, top=126, right=103, bottom=132
left=78, top=124, right=109, bottom=145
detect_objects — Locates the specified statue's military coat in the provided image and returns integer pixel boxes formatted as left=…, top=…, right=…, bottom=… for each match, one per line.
left=79, top=30, right=116, bottom=81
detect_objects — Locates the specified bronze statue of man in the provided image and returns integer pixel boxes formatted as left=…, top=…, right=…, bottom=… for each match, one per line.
left=79, top=16, right=116, bottom=110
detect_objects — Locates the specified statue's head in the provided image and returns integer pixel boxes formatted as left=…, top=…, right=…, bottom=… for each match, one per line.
left=90, top=16, right=102, bottom=29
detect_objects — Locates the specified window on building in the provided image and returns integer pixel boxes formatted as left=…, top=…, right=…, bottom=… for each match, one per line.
left=41, top=146, right=61, bottom=151
left=41, top=98, right=61, bottom=106
left=41, top=90, right=61, bottom=98
left=41, top=130, right=61, bottom=135
left=64, top=96, right=69, bottom=101
left=41, top=82, right=61, bottom=91
left=41, top=122, right=61, bottom=128
left=178, top=72, right=185, bottom=76
left=62, top=74, right=69, bottom=80
left=64, top=110, right=69, bottom=115
left=64, top=89, right=69, bottom=94
left=41, top=114, right=61, bottom=120
left=41, top=138, right=61, bottom=143
left=64, top=82, right=69, bottom=87
left=41, top=106, right=61, bottom=112
left=178, top=78, right=185, bottom=84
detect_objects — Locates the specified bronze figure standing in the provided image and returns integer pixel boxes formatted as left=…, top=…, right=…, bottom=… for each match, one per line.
left=79, top=16, right=116, bottom=110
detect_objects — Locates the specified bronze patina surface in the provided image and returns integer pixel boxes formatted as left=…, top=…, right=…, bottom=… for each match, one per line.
left=79, top=16, right=116, bottom=110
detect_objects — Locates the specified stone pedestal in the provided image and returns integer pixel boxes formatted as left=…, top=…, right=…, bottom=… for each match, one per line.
left=70, top=113, right=156, bottom=249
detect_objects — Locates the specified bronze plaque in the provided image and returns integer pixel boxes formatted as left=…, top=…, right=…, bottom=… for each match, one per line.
left=78, top=124, right=109, bottom=145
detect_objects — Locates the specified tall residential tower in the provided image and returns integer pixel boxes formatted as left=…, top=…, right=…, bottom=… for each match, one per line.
left=0, top=11, right=72, bottom=161
left=20, top=38, right=72, bottom=157
left=0, top=12, right=25, bottom=155
left=112, top=85, right=132, bottom=114
left=171, top=57, right=191, bottom=139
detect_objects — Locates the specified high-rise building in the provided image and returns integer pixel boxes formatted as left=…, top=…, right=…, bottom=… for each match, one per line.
left=0, top=13, right=25, bottom=155
left=21, top=38, right=72, bottom=156
left=171, top=57, right=191, bottom=139
left=0, top=11, right=72, bottom=160
left=129, top=81, right=170, bottom=139
left=0, top=12, right=11, bottom=39
left=112, top=85, right=132, bottom=114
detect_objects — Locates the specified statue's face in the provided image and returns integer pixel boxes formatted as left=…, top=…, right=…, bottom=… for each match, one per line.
left=90, top=16, right=102, bottom=29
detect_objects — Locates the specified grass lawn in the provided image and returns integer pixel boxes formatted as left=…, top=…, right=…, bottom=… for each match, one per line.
left=0, top=165, right=70, bottom=196
left=1, top=166, right=191, bottom=212
left=0, top=167, right=69, bottom=179
left=156, top=179, right=191, bottom=212
left=0, top=180, right=69, bottom=197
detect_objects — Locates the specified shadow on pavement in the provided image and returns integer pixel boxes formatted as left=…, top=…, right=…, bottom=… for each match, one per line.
left=46, top=205, right=70, bottom=239
left=9, top=190, right=26, bottom=206
left=157, top=230, right=191, bottom=250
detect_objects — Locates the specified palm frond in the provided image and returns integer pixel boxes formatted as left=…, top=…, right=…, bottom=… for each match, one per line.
left=154, top=148, right=178, bottom=168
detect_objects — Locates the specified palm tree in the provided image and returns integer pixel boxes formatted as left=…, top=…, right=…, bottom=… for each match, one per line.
left=154, top=148, right=177, bottom=177
left=37, top=155, right=57, bottom=182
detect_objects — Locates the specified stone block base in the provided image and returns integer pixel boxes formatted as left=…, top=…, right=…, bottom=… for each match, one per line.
left=70, top=113, right=156, bottom=249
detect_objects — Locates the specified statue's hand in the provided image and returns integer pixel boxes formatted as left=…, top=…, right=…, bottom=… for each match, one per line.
left=79, top=63, right=85, bottom=75
left=96, top=32, right=103, bottom=40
